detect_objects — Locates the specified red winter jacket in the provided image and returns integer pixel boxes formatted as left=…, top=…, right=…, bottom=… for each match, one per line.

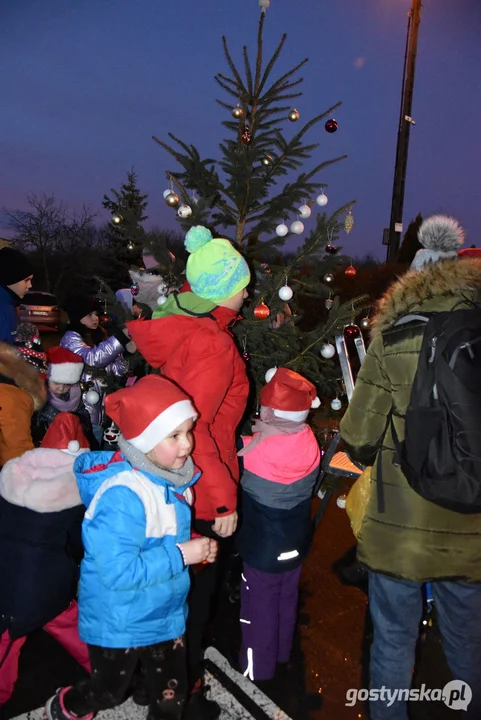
left=127, top=306, right=249, bottom=521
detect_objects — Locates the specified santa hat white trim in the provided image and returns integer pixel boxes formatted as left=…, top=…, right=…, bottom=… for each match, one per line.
left=128, top=399, right=197, bottom=453
left=273, top=408, right=310, bottom=422
left=49, top=362, right=83, bottom=385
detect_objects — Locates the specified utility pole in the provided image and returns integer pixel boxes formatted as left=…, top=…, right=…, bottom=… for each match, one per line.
left=385, top=0, right=422, bottom=262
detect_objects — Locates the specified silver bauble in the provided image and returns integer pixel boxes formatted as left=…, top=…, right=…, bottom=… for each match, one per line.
left=298, top=204, right=311, bottom=219
left=275, top=223, right=289, bottom=237
left=165, top=191, right=179, bottom=208
left=323, top=273, right=334, bottom=283
left=320, top=343, right=336, bottom=359
left=288, top=108, right=300, bottom=122
left=331, top=398, right=342, bottom=411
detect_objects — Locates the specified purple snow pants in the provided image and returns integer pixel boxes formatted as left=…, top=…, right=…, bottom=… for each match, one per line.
left=239, top=562, right=302, bottom=681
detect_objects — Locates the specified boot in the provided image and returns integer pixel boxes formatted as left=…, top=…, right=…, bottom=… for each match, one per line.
left=183, top=678, right=221, bottom=720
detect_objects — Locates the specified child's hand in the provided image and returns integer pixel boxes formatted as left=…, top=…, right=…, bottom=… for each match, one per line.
left=206, top=539, right=218, bottom=564
left=177, top=538, right=210, bottom=566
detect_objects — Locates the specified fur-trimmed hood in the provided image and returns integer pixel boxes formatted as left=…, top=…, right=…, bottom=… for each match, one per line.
left=0, top=447, right=82, bottom=512
left=371, top=258, right=481, bottom=337
left=0, top=341, right=47, bottom=410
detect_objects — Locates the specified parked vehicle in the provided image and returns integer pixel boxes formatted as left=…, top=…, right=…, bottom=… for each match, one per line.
left=19, top=292, right=61, bottom=329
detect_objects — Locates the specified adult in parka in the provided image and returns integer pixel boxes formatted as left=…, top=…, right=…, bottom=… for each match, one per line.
left=340, top=216, right=481, bottom=720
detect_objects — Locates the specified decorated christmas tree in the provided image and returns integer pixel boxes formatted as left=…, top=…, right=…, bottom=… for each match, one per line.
left=143, top=3, right=366, bottom=407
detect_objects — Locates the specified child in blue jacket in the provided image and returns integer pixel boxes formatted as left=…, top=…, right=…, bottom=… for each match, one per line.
left=46, top=375, right=217, bottom=720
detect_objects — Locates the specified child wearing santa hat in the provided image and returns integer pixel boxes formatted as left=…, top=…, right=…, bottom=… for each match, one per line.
left=0, top=413, right=91, bottom=705
left=32, top=346, right=97, bottom=448
left=46, top=374, right=217, bottom=720
left=236, top=368, right=321, bottom=681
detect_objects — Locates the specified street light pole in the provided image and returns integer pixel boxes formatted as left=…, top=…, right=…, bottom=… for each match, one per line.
left=385, top=0, right=422, bottom=262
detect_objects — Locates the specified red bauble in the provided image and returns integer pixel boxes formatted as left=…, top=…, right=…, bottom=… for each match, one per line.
left=242, top=351, right=251, bottom=362
left=101, top=314, right=109, bottom=324
left=325, top=118, right=339, bottom=133
left=344, top=323, right=361, bottom=339
left=345, top=264, right=357, bottom=276
left=254, top=302, right=270, bottom=320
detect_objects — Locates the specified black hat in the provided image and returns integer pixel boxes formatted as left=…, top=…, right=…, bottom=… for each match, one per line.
left=0, top=247, right=33, bottom=286
left=63, top=295, right=97, bottom=324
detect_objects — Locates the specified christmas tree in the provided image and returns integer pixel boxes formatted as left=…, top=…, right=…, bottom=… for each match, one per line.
left=146, top=4, right=366, bottom=405
left=102, top=168, right=149, bottom=287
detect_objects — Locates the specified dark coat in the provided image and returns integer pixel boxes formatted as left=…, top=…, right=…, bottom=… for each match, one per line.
left=0, top=447, right=84, bottom=638
left=0, top=284, right=18, bottom=344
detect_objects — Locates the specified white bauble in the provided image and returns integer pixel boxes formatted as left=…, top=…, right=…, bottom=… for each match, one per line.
left=290, top=220, right=304, bottom=235
left=316, top=192, right=328, bottom=207
left=278, top=285, right=293, bottom=301
left=157, top=295, right=168, bottom=306
left=177, top=204, right=193, bottom=219
left=84, top=390, right=100, bottom=405
left=276, top=223, right=289, bottom=237
left=163, top=189, right=172, bottom=199
left=265, top=367, right=277, bottom=383
left=331, top=398, right=342, bottom=411
left=320, top=343, right=336, bottom=359
left=336, top=494, right=347, bottom=508
left=298, top=204, right=311, bottom=219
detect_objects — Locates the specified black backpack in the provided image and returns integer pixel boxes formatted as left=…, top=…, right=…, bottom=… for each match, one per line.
left=391, top=308, right=481, bottom=513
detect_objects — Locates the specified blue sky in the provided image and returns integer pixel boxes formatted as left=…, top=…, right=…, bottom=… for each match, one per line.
left=1, top=0, right=479, bottom=259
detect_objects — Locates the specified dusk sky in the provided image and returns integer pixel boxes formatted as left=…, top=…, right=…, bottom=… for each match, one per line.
left=1, top=0, right=480, bottom=259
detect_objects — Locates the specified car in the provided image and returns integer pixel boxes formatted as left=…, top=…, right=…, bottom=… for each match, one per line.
left=18, top=291, right=62, bottom=329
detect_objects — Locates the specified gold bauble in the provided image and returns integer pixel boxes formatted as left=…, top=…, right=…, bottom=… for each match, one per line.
left=232, top=105, right=245, bottom=119
left=344, top=210, right=355, bottom=234
left=165, top=191, right=180, bottom=208
left=261, top=155, right=272, bottom=166
left=288, top=108, right=300, bottom=122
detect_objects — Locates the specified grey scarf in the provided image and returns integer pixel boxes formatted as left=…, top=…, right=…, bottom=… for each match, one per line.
left=118, top=435, right=194, bottom=488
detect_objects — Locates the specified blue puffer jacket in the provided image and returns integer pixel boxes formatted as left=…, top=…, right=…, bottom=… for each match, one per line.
left=0, top=285, right=18, bottom=344
left=74, top=449, right=198, bottom=648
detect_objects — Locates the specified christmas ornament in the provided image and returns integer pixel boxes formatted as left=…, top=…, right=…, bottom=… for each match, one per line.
left=331, top=398, right=342, bottom=411
left=243, top=351, right=251, bottom=362
left=127, top=241, right=135, bottom=251
left=241, top=125, right=252, bottom=145
left=360, top=317, right=370, bottom=330
left=259, top=0, right=270, bottom=12
left=325, top=297, right=333, bottom=310
left=290, top=220, right=304, bottom=235
left=278, top=284, right=293, bottom=301
left=336, top=494, right=347, bottom=508
left=261, top=155, right=272, bottom=166
left=344, top=209, right=354, bottom=234
left=316, top=191, right=328, bottom=207
left=325, top=244, right=338, bottom=255
left=344, top=323, right=361, bottom=339
left=165, top=191, right=179, bottom=208
left=101, top=314, right=109, bottom=324
left=157, top=296, right=168, bottom=306
left=323, top=273, right=334, bottom=284
left=232, top=104, right=244, bottom=119
left=84, top=389, right=100, bottom=406
left=265, top=367, right=277, bottom=383
left=111, top=213, right=122, bottom=225
left=162, top=189, right=172, bottom=199
left=325, top=118, right=339, bottom=133
left=130, top=282, right=139, bottom=296
left=320, top=343, right=336, bottom=359
left=345, top=264, right=357, bottom=276
left=254, top=302, right=270, bottom=320
left=177, top=204, right=193, bottom=219
left=288, top=108, right=300, bottom=122
left=298, top=204, right=311, bottom=219
left=241, top=337, right=250, bottom=362
left=275, top=223, right=288, bottom=237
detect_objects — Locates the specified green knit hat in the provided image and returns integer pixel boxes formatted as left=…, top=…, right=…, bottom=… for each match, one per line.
left=184, top=226, right=250, bottom=303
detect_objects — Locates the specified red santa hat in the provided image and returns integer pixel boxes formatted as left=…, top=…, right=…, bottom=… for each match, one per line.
left=41, top=412, right=90, bottom=455
left=260, top=367, right=320, bottom=422
left=104, top=375, right=197, bottom=454
left=47, top=346, right=84, bottom=385
left=458, top=247, right=481, bottom=258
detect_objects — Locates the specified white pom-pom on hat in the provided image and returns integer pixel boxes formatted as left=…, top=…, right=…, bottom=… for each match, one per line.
left=265, top=367, right=278, bottom=383
left=67, top=440, right=80, bottom=454
left=418, top=215, right=465, bottom=252
left=311, top=396, right=321, bottom=409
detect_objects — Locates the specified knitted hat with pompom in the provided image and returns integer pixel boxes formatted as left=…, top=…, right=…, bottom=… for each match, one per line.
left=184, top=226, right=250, bottom=303
left=410, top=215, right=465, bottom=272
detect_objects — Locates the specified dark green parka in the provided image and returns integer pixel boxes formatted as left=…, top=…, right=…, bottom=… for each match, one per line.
left=340, top=257, right=481, bottom=582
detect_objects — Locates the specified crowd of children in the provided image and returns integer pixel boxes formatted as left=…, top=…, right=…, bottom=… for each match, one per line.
left=0, top=233, right=322, bottom=719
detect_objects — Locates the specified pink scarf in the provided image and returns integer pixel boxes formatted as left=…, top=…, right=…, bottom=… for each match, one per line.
left=237, top=406, right=306, bottom=457
left=48, top=383, right=82, bottom=414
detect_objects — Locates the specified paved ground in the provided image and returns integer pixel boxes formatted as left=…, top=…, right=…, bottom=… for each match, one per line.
left=2, top=493, right=459, bottom=720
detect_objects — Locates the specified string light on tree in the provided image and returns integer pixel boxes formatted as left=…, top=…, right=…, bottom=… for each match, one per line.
left=316, top=191, right=328, bottom=207
left=288, top=108, right=300, bottom=122
left=275, top=223, right=288, bottom=237
left=298, top=204, right=311, bottom=219
left=290, top=220, right=304, bottom=235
